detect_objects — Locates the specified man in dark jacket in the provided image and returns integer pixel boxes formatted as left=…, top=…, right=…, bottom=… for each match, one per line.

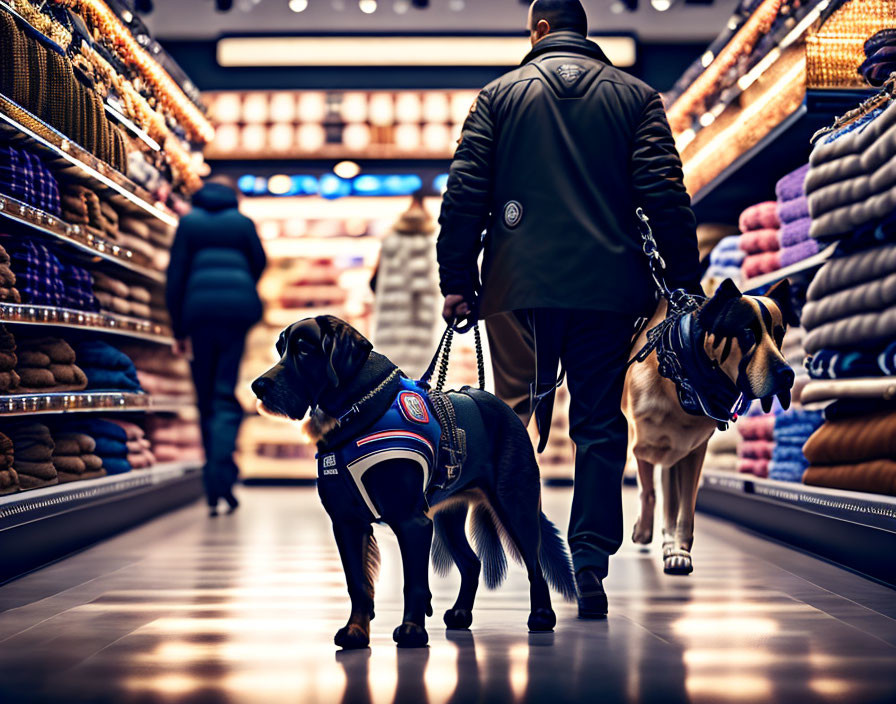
left=437, top=0, right=702, bottom=617
left=166, top=177, right=267, bottom=516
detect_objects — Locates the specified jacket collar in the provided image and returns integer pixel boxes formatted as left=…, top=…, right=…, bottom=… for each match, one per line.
left=521, top=31, right=613, bottom=67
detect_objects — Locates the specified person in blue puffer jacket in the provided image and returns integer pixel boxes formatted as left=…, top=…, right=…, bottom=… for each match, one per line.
left=166, top=177, right=266, bottom=516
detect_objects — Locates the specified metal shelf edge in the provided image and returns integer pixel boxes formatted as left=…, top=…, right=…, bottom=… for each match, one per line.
left=0, top=303, right=174, bottom=344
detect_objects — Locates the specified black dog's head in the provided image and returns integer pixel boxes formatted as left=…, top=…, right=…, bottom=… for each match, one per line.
left=698, top=278, right=798, bottom=412
left=251, top=316, right=373, bottom=421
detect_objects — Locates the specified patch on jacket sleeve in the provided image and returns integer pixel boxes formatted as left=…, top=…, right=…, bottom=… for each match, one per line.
left=503, top=200, right=523, bottom=228
left=399, top=391, right=430, bottom=424
left=557, top=64, right=585, bottom=84
left=321, top=454, right=338, bottom=475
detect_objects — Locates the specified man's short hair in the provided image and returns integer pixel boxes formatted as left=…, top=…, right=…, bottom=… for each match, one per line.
left=531, top=0, right=588, bottom=37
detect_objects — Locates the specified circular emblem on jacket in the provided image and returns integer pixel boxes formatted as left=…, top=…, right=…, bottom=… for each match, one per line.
left=399, top=391, right=430, bottom=424
left=503, top=200, right=523, bottom=228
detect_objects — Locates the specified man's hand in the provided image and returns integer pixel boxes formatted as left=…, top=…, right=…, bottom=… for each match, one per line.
left=443, top=294, right=472, bottom=325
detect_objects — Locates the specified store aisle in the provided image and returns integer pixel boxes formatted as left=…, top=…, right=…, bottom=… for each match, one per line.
left=1, top=486, right=895, bottom=704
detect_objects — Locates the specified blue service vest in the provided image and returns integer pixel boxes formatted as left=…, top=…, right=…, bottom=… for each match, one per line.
left=316, top=377, right=442, bottom=520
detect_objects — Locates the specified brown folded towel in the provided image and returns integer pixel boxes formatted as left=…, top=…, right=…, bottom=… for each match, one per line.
left=0, top=324, right=15, bottom=352
left=14, top=459, right=58, bottom=481
left=803, top=461, right=896, bottom=496
left=129, top=286, right=151, bottom=304
left=0, top=467, right=19, bottom=495
left=83, top=454, right=103, bottom=472
left=128, top=302, right=152, bottom=319
left=17, top=350, right=51, bottom=368
left=0, top=350, right=17, bottom=371
left=0, top=264, right=15, bottom=287
left=92, top=272, right=130, bottom=299
left=15, top=442, right=55, bottom=462
left=17, top=471, right=58, bottom=490
left=17, top=337, right=77, bottom=365
left=17, top=367, right=57, bottom=389
left=52, top=433, right=96, bottom=456
left=803, top=412, right=896, bottom=465
left=0, top=286, right=21, bottom=303
left=0, top=370, right=19, bottom=392
left=95, top=291, right=131, bottom=315
left=120, top=217, right=151, bottom=240
left=53, top=455, right=87, bottom=473
left=50, top=363, right=88, bottom=390
left=57, top=468, right=106, bottom=484
left=0, top=244, right=10, bottom=265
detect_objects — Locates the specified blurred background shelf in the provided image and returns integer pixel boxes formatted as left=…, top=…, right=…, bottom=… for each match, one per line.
left=0, top=303, right=173, bottom=344
left=0, top=392, right=192, bottom=417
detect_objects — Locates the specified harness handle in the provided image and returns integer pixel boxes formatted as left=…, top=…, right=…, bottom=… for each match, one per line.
left=421, top=322, right=486, bottom=393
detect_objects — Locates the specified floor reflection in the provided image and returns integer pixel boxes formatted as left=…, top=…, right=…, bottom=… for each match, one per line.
left=0, top=487, right=895, bottom=704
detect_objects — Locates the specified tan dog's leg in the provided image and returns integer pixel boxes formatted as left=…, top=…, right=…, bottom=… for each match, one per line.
left=663, top=442, right=708, bottom=575
left=632, top=459, right=656, bottom=545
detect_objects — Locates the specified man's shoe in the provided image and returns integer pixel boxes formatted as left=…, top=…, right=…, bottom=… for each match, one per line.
left=576, top=569, right=608, bottom=619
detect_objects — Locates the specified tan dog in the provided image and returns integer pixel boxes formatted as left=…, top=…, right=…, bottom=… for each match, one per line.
left=623, top=279, right=797, bottom=574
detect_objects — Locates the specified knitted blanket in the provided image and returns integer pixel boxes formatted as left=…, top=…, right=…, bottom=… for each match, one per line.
left=803, top=460, right=896, bottom=496
left=803, top=273, right=896, bottom=331
left=803, top=411, right=896, bottom=465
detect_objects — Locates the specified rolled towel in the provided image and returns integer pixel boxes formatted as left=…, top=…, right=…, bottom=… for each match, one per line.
left=0, top=369, right=20, bottom=392
left=0, top=466, right=18, bottom=495
left=739, top=440, right=774, bottom=460
left=739, top=202, right=780, bottom=233
left=95, top=291, right=131, bottom=315
left=17, top=367, right=57, bottom=390
left=0, top=286, right=21, bottom=303
left=49, top=364, right=88, bottom=389
left=803, top=412, right=896, bottom=465
left=742, top=251, right=782, bottom=278
left=51, top=432, right=96, bottom=456
left=92, top=272, right=130, bottom=299
left=119, top=217, right=150, bottom=240
left=17, top=350, right=51, bottom=368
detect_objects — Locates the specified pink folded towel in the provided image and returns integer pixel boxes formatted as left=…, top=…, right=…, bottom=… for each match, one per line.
left=742, top=251, right=782, bottom=278
left=739, top=228, right=781, bottom=254
left=739, top=201, right=780, bottom=233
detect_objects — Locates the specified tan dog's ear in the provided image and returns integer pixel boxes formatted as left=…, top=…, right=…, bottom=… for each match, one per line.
left=699, top=278, right=742, bottom=327
left=765, top=279, right=799, bottom=327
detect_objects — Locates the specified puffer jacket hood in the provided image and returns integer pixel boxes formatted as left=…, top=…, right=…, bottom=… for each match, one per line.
left=192, top=183, right=239, bottom=212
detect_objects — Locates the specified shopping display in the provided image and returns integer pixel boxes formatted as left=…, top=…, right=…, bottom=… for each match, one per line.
left=0, top=1, right=204, bottom=526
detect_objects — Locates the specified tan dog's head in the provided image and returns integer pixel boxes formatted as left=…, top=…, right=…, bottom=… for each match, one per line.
left=698, top=279, right=797, bottom=411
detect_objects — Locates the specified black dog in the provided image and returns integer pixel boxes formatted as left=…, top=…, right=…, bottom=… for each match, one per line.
left=252, top=316, right=575, bottom=649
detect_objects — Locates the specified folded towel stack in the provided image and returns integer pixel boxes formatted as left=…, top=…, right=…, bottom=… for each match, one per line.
left=739, top=202, right=782, bottom=279
left=781, top=326, right=809, bottom=403
left=146, top=417, right=203, bottom=463
left=703, top=235, right=745, bottom=294
left=808, top=342, right=896, bottom=379
left=92, top=272, right=153, bottom=320
left=803, top=411, right=896, bottom=496
left=5, top=422, right=57, bottom=490
left=67, top=419, right=131, bottom=475
left=0, top=324, right=20, bottom=393
left=734, top=400, right=783, bottom=478
left=120, top=344, right=194, bottom=398
left=6, top=237, right=66, bottom=307
left=805, top=98, right=896, bottom=242
left=705, top=424, right=740, bottom=473
left=0, top=141, right=61, bottom=214
left=13, top=335, right=87, bottom=393
left=71, top=340, right=142, bottom=392
left=0, top=431, right=18, bottom=495
left=49, top=431, right=105, bottom=483
left=106, top=419, right=155, bottom=469
left=0, top=243, right=21, bottom=304
left=768, top=409, right=824, bottom=483
left=775, top=164, right=821, bottom=268
left=61, top=185, right=119, bottom=241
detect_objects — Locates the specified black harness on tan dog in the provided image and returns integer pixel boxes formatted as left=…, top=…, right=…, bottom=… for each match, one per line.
left=631, top=210, right=749, bottom=431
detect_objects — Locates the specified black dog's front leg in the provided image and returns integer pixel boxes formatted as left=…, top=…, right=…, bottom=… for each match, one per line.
left=387, top=513, right=433, bottom=648
left=332, top=520, right=376, bottom=650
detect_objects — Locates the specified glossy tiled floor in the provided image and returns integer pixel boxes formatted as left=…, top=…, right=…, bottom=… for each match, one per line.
left=1, top=486, right=895, bottom=704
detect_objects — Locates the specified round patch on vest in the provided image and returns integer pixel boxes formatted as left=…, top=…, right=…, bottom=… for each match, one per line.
left=399, top=392, right=430, bottom=424
left=503, top=200, right=523, bottom=228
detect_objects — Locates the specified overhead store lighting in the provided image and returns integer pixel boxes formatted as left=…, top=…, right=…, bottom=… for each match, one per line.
left=359, top=0, right=378, bottom=13
left=652, top=0, right=674, bottom=10
left=333, top=160, right=362, bottom=179
left=218, top=35, right=636, bottom=67
left=289, top=0, right=309, bottom=11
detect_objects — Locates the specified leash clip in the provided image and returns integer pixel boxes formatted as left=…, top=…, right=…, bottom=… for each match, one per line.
left=337, top=403, right=360, bottom=426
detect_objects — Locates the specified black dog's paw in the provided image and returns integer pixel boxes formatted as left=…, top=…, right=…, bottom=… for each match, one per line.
left=527, top=608, right=556, bottom=633
left=392, top=622, right=429, bottom=648
left=334, top=624, right=370, bottom=650
left=443, top=608, right=473, bottom=630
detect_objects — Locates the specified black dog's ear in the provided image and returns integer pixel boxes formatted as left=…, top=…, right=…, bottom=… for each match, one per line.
left=699, top=278, right=742, bottom=327
left=316, top=316, right=373, bottom=388
left=765, top=279, right=799, bottom=327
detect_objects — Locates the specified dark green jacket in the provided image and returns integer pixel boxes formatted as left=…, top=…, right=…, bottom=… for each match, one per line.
left=166, top=183, right=266, bottom=337
left=437, top=32, right=701, bottom=318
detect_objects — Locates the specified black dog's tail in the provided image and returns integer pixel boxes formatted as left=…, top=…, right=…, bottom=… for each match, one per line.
left=470, top=503, right=510, bottom=589
left=539, top=512, right=577, bottom=602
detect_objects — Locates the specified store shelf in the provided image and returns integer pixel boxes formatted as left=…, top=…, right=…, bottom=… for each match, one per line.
left=0, top=302, right=173, bottom=344
left=698, top=468, right=896, bottom=587
left=740, top=243, right=837, bottom=292
left=0, top=392, right=191, bottom=417
left=0, top=193, right=166, bottom=283
left=689, top=89, right=875, bottom=223
left=0, top=461, right=203, bottom=583
left=0, top=94, right=178, bottom=228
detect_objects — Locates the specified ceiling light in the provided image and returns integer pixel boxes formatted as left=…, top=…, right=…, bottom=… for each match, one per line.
left=652, top=0, right=673, bottom=10
left=334, top=161, right=362, bottom=179
left=289, top=0, right=308, bottom=11
left=268, top=174, right=294, bottom=194
left=359, top=0, right=377, bottom=13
